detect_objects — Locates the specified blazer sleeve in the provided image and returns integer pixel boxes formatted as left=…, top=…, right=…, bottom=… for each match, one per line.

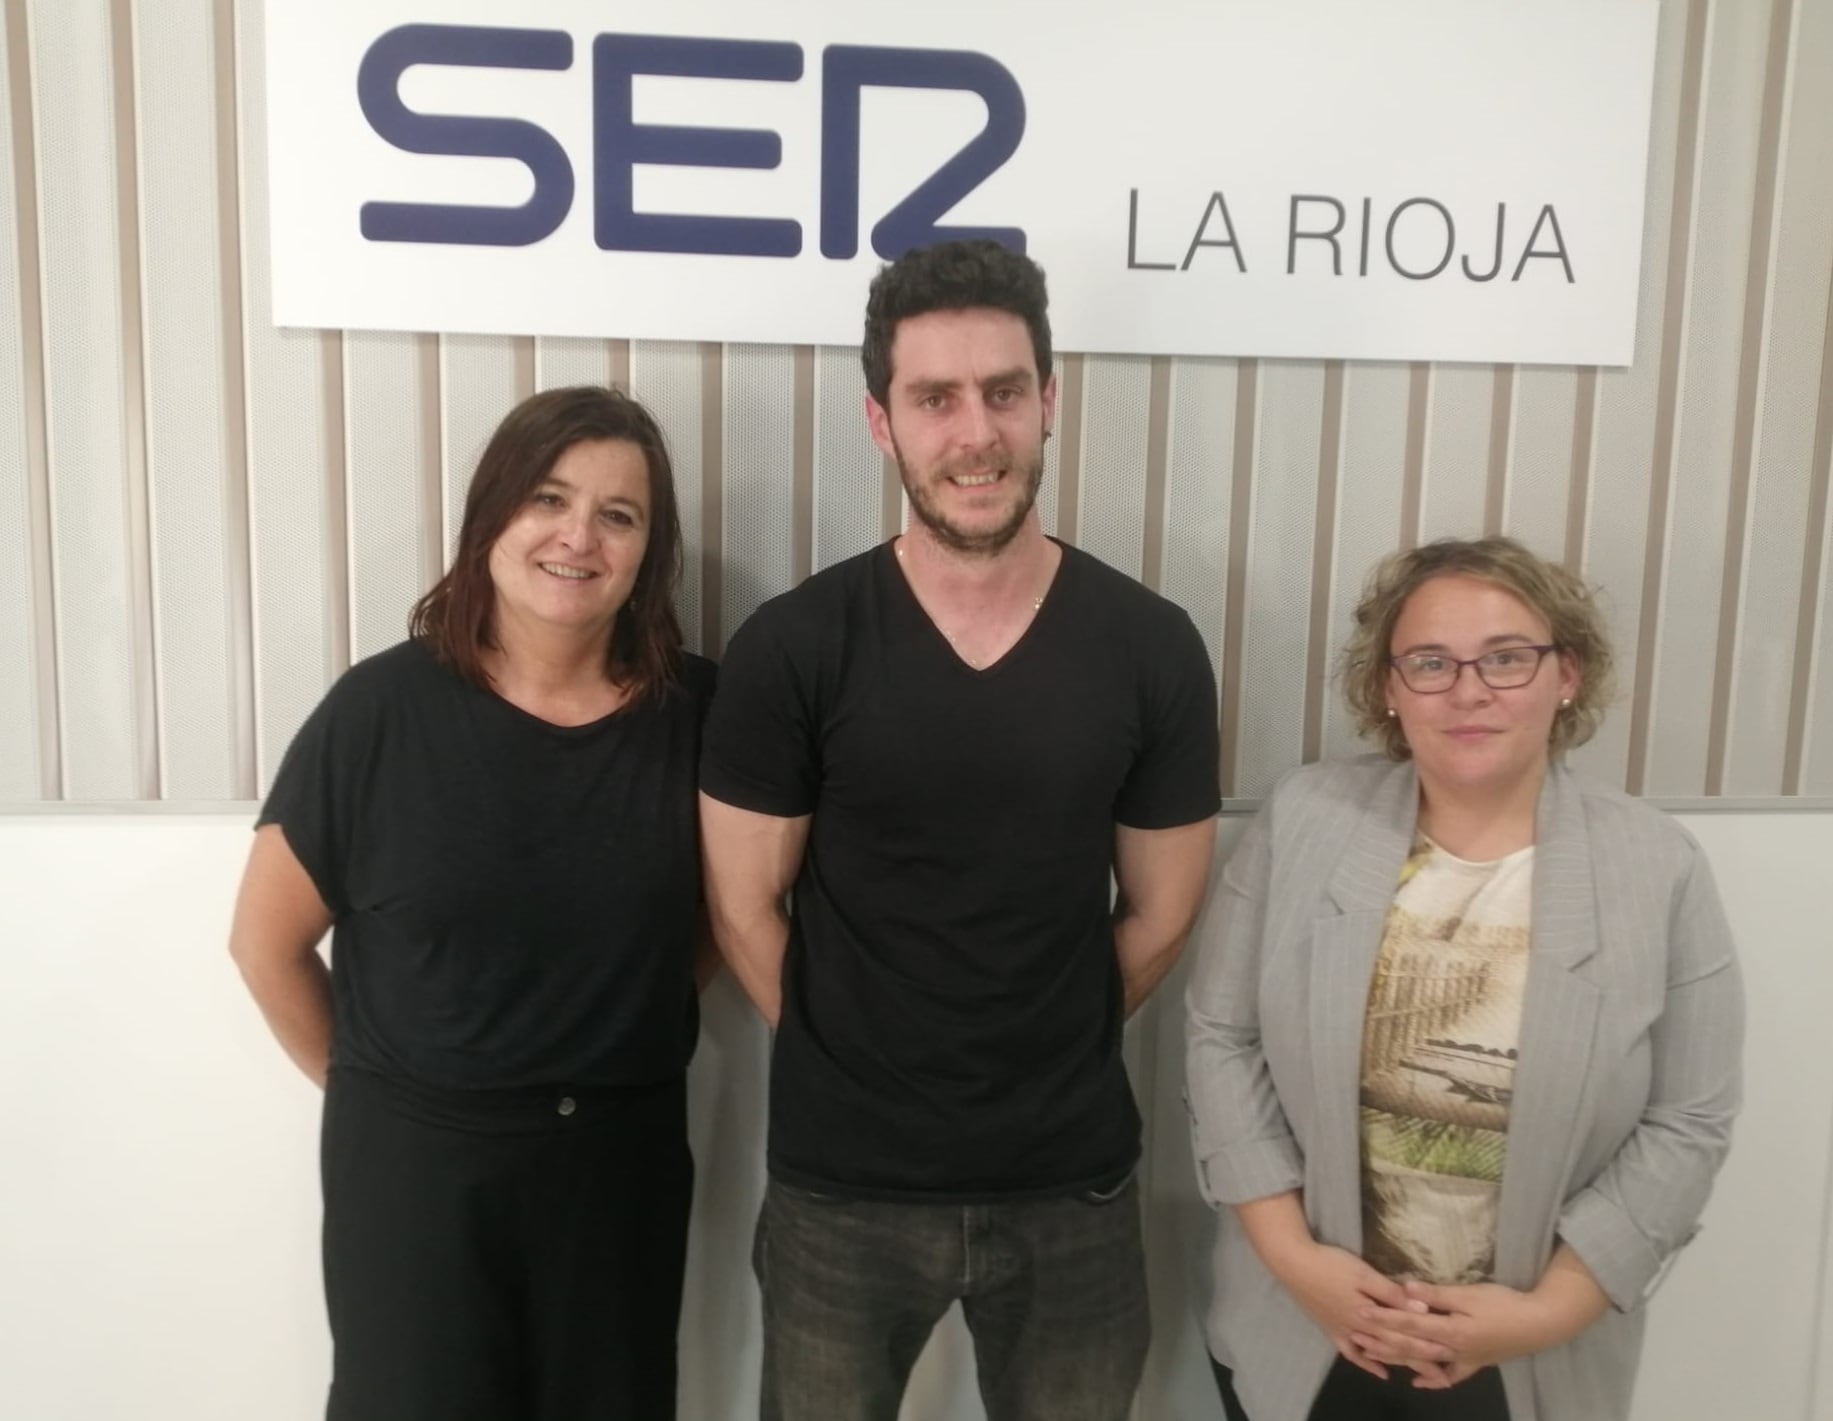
left=1556, top=839, right=1745, bottom=1311
left=1184, top=803, right=1306, bottom=1206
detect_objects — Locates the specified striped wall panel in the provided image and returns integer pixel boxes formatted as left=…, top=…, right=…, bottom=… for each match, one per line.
left=0, top=0, right=1829, bottom=805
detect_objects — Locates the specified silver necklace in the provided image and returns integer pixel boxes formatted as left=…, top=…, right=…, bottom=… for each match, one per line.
left=895, top=541, right=1047, bottom=668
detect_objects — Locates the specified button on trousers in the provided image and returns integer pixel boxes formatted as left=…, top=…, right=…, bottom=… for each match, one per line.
left=320, top=1067, right=692, bottom=1421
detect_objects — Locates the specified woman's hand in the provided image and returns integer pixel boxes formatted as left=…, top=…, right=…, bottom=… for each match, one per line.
left=1350, top=1281, right=1554, bottom=1386
left=1350, top=1249, right=1608, bottom=1388
left=1272, top=1242, right=1453, bottom=1383
left=1231, top=1192, right=1453, bottom=1383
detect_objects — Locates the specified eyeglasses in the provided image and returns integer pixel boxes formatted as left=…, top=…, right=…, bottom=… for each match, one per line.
left=1388, top=645, right=1558, bottom=694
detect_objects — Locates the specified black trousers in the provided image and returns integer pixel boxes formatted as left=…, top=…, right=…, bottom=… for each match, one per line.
left=1212, top=1355, right=1510, bottom=1421
left=321, top=1067, right=693, bottom=1421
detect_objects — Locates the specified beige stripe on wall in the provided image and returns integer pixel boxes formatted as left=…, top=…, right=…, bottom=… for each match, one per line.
left=697, top=342, right=724, bottom=655
left=1483, top=367, right=1512, bottom=537
left=1054, top=353, right=1085, bottom=545
left=1784, top=278, right=1833, bottom=793
left=1303, top=362, right=1346, bottom=765
left=1140, top=355, right=1171, bottom=592
left=108, top=0, right=160, bottom=798
left=792, top=346, right=814, bottom=584
left=2, top=0, right=1832, bottom=804
left=1706, top=0, right=1795, bottom=795
left=5, top=0, right=59, bottom=799
left=1218, top=362, right=1258, bottom=798
left=321, top=332, right=351, bottom=677
left=213, top=0, right=256, bottom=799
left=1563, top=369, right=1599, bottom=568
left=1399, top=363, right=1429, bottom=549
left=1626, top=0, right=1711, bottom=798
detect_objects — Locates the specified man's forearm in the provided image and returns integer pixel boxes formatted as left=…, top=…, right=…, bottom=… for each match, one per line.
left=712, top=905, right=791, bottom=1028
left=698, top=797, right=808, bottom=1029
left=1114, top=906, right=1193, bottom=1017
left=1112, top=817, right=1215, bottom=1016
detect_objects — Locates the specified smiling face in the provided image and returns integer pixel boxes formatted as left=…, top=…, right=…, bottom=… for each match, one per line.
left=865, top=307, right=1055, bottom=557
left=486, top=437, right=652, bottom=648
left=1386, top=574, right=1580, bottom=801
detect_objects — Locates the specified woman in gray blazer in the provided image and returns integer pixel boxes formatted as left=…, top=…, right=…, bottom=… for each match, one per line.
left=1186, top=536, right=1743, bottom=1421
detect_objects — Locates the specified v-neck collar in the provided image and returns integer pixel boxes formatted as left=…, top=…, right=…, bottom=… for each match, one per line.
left=877, top=536, right=1070, bottom=678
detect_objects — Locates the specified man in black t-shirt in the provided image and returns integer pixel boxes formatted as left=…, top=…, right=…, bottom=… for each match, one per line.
left=700, top=240, right=1220, bottom=1421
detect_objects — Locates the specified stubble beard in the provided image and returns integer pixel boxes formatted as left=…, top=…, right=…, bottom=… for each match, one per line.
left=896, top=443, right=1045, bottom=558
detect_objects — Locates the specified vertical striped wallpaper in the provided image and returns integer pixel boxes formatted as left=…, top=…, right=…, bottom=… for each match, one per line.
left=1, top=0, right=1829, bottom=805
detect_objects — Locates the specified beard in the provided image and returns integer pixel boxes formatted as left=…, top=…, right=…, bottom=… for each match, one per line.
left=894, top=441, right=1046, bottom=557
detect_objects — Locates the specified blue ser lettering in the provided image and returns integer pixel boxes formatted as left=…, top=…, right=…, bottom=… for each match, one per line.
left=593, top=34, right=804, bottom=258
left=819, top=45, right=1026, bottom=260
left=357, top=24, right=575, bottom=248
left=355, top=25, right=1028, bottom=260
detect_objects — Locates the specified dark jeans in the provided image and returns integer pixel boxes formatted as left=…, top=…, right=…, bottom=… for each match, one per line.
left=1212, top=1356, right=1510, bottom=1421
left=754, top=1174, right=1150, bottom=1421
left=321, top=1067, right=692, bottom=1421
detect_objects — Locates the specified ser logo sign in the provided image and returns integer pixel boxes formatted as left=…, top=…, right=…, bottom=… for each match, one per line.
left=357, top=24, right=1028, bottom=259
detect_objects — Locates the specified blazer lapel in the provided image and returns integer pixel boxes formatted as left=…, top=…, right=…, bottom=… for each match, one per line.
left=1308, top=761, right=1419, bottom=1248
left=1493, top=762, right=1604, bottom=1287
left=1322, top=761, right=1421, bottom=919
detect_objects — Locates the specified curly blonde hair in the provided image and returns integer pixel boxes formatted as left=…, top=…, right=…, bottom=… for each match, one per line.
left=1339, top=537, right=1616, bottom=760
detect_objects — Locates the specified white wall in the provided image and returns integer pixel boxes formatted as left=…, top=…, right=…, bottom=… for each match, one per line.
left=1, top=810, right=1827, bottom=1421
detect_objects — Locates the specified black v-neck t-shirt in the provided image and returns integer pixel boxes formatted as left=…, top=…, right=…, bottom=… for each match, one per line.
left=259, top=639, right=714, bottom=1091
left=702, top=541, right=1220, bottom=1199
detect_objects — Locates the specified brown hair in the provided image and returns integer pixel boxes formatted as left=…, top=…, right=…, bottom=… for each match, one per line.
left=1339, top=536, right=1616, bottom=760
left=410, top=385, right=684, bottom=705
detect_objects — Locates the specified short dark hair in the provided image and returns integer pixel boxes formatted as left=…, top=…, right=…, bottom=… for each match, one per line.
left=411, top=385, right=685, bottom=707
left=861, top=239, right=1052, bottom=405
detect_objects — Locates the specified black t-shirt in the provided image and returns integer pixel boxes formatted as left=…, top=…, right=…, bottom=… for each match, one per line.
left=701, top=540, right=1220, bottom=1200
left=259, top=639, right=715, bottom=1091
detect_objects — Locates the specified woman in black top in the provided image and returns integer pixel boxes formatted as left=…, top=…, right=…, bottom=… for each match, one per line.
left=229, top=386, right=715, bottom=1421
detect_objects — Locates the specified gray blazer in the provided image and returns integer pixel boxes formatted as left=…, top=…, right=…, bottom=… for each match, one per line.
left=1185, top=756, right=1743, bottom=1421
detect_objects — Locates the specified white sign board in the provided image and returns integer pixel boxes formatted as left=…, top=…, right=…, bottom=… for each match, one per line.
left=265, top=0, right=1660, bottom=365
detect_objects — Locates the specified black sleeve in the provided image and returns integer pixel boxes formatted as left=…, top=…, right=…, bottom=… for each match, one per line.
left=698, top=606, right=820, bottom=818
left=1114, top=605, right=1222, bottom=829
left=255, top=671, right=380, bottom=917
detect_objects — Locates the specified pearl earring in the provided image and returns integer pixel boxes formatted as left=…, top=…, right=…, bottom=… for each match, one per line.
left=1559, top=697, right=1572, bottom=709
left=1386, top=707, right=1397, bottom=718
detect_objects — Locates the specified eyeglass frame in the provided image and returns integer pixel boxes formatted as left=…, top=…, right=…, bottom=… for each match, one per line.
left=1386, top=644, right=1562, bottom=694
